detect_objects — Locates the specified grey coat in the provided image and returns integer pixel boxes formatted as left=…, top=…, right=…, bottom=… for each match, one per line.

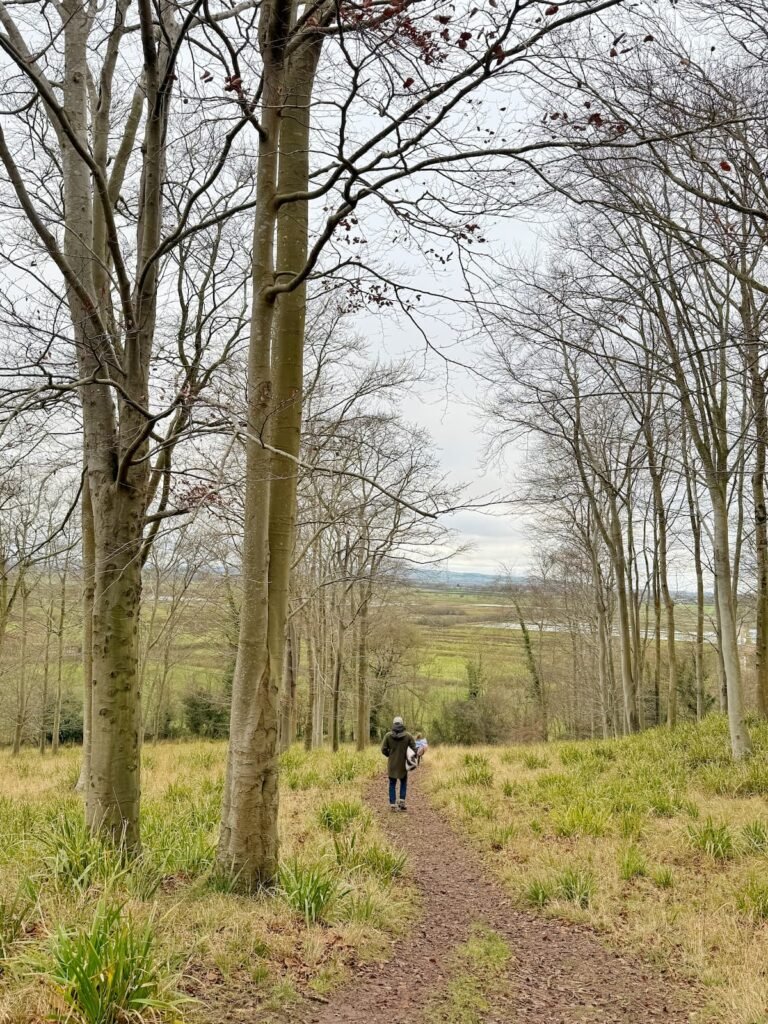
left=381, top=725, right=417, bottom=780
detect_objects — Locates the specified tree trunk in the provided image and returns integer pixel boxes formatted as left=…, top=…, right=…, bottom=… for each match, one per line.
left=742, top=283, right=768, bottom=716
left=356, top=595, right=370, bottom=751
left=515, top=598, right=547, bottom=740
left=52, top=563, right=67, bottom=756
left=40, top=599, right=54, bottom=754
left=713, top=574, right=728, bottom=713
left=279, top=626, right=298, bottom=750
left=652, top=550, right=662, bottom=725
left=77, top=474, right=95, bottom=786
left=305, top=632, right=316, bottom=750
left=217, top=3, right=289, bottom=883
left=12, top=584, right=29, bottom=756
left=682, top=432, right=706, bottom=720
left=645, top=434, right=678, bottom=728
left=331, top=614, right=345, bottom=753
left=712, top=490, right=751, bottom=758
left=266, top=35, right=322, bottom=743
left=610, top=503, right=639, bottom=732
left=85, top=496, right=145, bottom=847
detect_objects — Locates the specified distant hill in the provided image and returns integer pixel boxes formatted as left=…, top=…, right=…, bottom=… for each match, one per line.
left=406, top=568, right=521, bottom=588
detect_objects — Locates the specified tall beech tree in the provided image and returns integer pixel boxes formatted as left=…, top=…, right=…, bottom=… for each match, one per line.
left=0, top=0, right=256, bottom=843
left=217, top=0, right=629, bottom=885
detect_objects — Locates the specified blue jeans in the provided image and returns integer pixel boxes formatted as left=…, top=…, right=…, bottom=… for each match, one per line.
left=389, top=776, right=407, bottom=804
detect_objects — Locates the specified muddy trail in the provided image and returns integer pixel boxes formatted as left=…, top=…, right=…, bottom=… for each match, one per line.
left=271, top=775, right=698, bottom=1024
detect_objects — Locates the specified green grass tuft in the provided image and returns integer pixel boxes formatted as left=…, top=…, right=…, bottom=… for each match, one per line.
left=34, top=901, right=185, bottom=1024
left=318, top=799, right=369, bottom=834
left=688, top=818, right=737, bottom=861
left=619, top=846, right=647, bottom=881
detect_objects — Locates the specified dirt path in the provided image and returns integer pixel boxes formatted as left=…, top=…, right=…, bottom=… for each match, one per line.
left=276, top=774, right=698, bottom=1024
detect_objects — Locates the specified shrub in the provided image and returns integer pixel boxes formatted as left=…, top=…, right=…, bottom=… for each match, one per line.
left=38, top=901, right=184, bottom=1024
left=318, top=800, right=367, bottom=834
left=619, top=846, right=647, bottom=881
left=278, top=860, right=345, bottom=925
left=688, top=818, right=737, bottom=860
left=430, top=687, right=516, bottom=745
left=181, top=688, right=230, bottom=739
left=46, top=696, right=84, bottom=745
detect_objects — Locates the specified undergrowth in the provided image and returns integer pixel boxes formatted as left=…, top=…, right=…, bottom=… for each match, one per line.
left=0, top=743, right=412, bottom=1024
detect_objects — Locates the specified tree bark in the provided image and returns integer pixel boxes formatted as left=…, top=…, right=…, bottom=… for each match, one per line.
left=356, top=594, right=370, bottom=751
left=40, top=598, right=54, bottom=754
left=217, top=0, right=291, bottom=885
left=682, top=429, right=706, bottom=719
left=52, top=562, right=67, bottom=756
left=741, top=282, right=768, bottom=715
left=266, top=34, right=323, bottom=740
left=712, top=490, right=752, bottom=757
left=12, top=583, right=29, bottom=756
left=77, top=475, right=95, bottom=787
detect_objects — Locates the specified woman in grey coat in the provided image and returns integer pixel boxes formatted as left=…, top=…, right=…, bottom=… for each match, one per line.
left=381, top=716, right=418, bottom=811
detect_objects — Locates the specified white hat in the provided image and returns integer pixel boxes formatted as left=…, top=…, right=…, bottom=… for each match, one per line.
left=393, top=716, right=404, bottom=727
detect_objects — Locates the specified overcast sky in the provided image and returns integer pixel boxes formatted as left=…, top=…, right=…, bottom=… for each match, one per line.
left=360, top=283, right=533, bottom=577
left=352, top=207, right=544, bottom=577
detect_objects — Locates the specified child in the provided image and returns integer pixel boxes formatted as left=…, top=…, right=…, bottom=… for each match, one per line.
left=405, top=733, right=428, bottom=774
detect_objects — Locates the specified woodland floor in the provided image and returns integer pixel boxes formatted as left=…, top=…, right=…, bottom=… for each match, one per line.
left=267, top=772, right=699, bottom=1024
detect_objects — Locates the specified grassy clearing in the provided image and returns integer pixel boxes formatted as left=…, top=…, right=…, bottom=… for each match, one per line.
left=0, top=742, right=414, bottom=1023
left=428, top=716, right=768, bottom=1024
left=424, top=927, right=511, bottom=1024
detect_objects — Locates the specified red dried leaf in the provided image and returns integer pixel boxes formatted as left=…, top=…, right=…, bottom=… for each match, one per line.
left=720, top=160, right=732, bottom=172
left=545, top=3, right=559, bottom=13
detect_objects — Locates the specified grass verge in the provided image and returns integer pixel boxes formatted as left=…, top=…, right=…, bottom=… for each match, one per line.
left=427, top=715, right=768, bottom=1024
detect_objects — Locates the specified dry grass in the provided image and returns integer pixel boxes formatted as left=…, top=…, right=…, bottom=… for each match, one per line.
left=427, top=716, right=768, bottom=1024
left=0, top=742, right=415, bottom=1024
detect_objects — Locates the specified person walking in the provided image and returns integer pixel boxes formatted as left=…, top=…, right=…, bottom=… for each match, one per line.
left=381, top=716, right=418, bottom=811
